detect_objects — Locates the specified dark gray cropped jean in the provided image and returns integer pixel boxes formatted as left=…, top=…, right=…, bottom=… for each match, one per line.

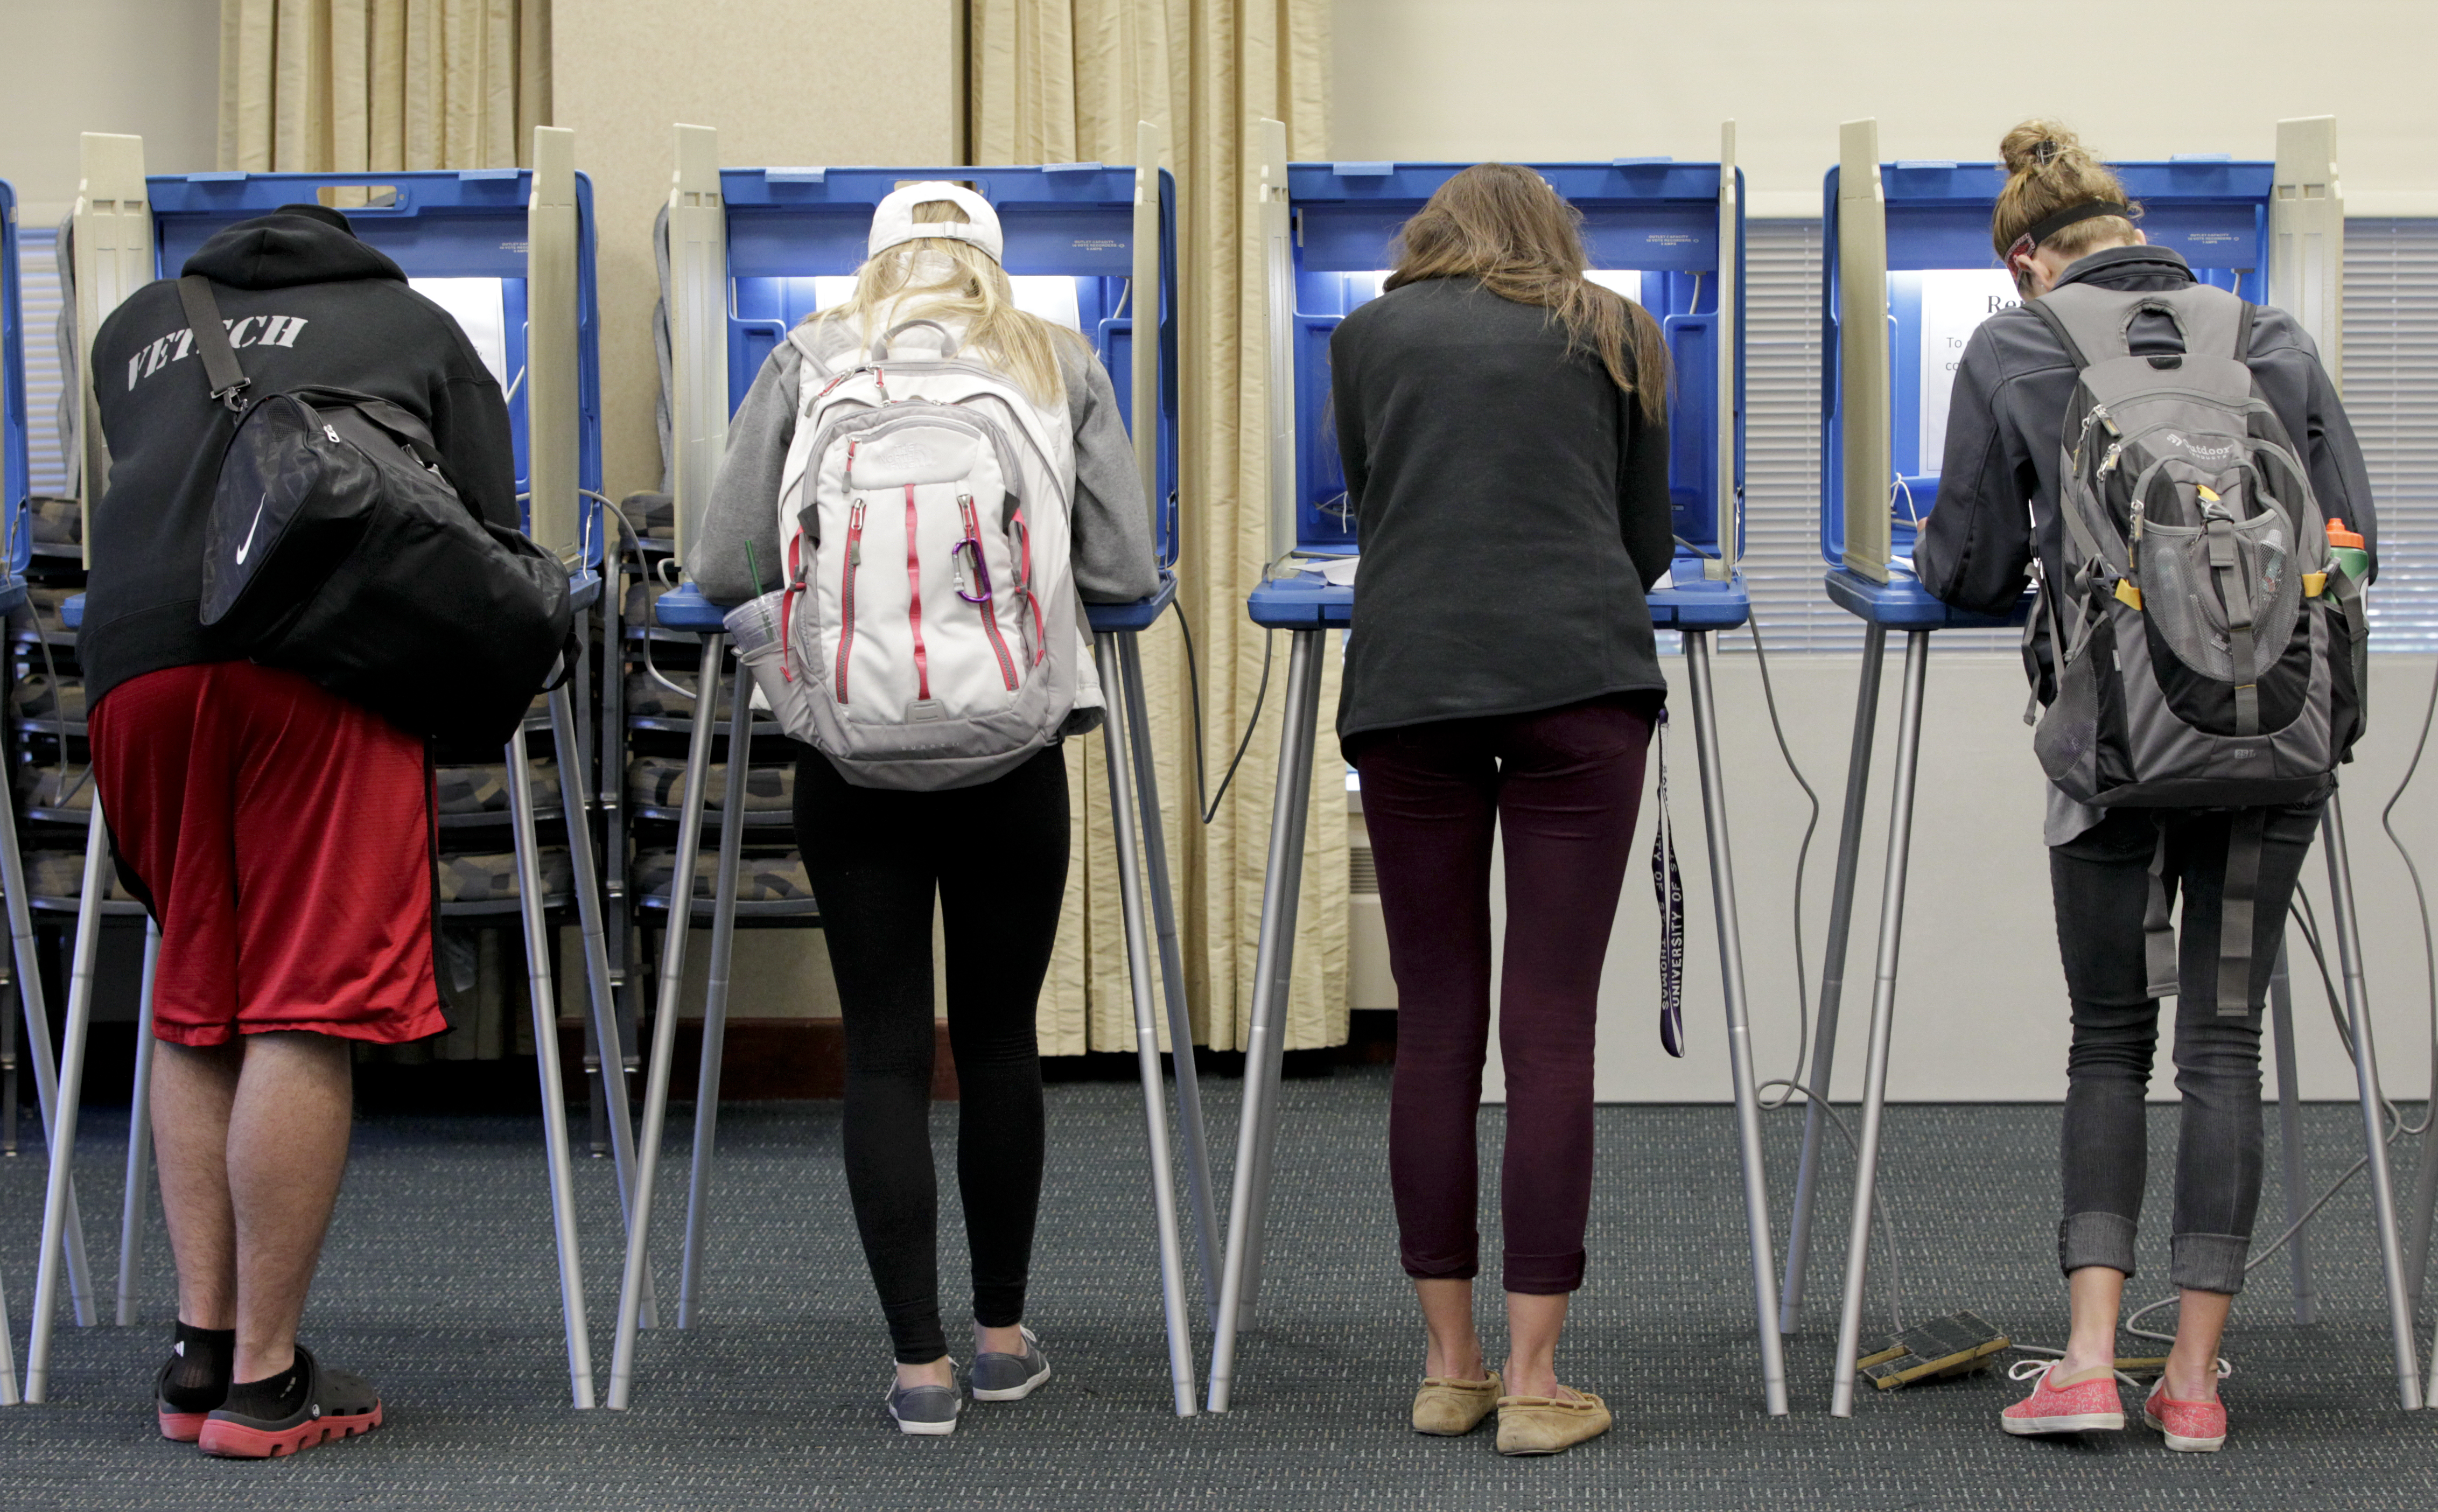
left=2049, top=800, right=2325, bottom=1295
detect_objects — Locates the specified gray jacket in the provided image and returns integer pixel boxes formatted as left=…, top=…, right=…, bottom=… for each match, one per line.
left=1915, top=245, right=2376, bottom=617
left=691, top=322, right=1158, bottom=607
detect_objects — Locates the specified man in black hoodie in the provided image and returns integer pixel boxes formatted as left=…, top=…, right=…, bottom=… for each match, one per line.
left=82, top=204, right=516, bottom=1458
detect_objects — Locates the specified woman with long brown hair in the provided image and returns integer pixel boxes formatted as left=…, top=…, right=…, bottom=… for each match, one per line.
left=1330, top=163, right=1674, bottom=1455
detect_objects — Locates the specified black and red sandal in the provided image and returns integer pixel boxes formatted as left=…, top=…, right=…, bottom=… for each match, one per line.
left=155, top=1356, right=222, bottom=1444
left=197, top=1348, right=384, bottom=1459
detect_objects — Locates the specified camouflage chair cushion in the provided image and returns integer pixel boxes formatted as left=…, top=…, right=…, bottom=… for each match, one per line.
left=9, top=674, right=86, bottom=720
left=439, top=848, right=574, bottom=904
left=435, top=758, right=559, bottom=816
left=625, top=666, right=737, bottom=720
left=621, top=491, right=675, bottom=540
left=27, top=496, right=80, bottom=546
left=18, top=762, right=94, bottom=811
left=25, top=850, right=135, bottom=901
left=633, top=847, right=815, bottom=904
left=8, top=584, right=78, bottom=638
left=627, top=756, right=793, bottom=813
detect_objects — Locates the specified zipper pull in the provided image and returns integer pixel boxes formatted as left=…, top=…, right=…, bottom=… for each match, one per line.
left=324, top=424, right=343, bottom=444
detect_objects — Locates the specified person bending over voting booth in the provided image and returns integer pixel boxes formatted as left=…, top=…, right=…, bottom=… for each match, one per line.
left=73, top=202, right=551, bottom=1457
left=1915, top=123, right=2376, bottom=1452
left=1214, top=129, right=1785, bottom=1433
left=1327, top=165, right=1669, bottom=1458
left=689, top=184, right=1158, bottom=1437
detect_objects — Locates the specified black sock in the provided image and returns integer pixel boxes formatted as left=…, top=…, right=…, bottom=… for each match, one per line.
left=221, top=1354, right=311, bottom=1422
left=159, top=1323, right=235, bottom=1412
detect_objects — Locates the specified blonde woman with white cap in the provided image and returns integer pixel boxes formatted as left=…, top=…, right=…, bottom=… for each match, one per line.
left=693, top=183, right=1157, bottom=1435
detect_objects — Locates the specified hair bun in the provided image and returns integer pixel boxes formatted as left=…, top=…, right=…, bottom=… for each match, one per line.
left=2001, top=119, right=2084, bottom=176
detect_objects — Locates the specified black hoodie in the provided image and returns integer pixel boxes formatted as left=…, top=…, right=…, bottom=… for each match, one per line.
left=80, top=205, right=518, bottom=711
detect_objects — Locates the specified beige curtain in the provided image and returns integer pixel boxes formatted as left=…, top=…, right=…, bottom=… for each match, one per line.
left=973, top=1, right=1343, bottom=1055
left=218, top=0, right=550, bottom=174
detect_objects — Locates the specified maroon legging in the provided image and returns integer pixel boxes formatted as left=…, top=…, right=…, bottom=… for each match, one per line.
left=1348, top=692, right=1659, bottom=1295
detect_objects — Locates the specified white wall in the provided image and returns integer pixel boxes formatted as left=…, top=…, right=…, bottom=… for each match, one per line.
left=1332, top=0, right=2438, bottom=216
left=1459, top=653, right=2438, bottom=1106
left=0, top=0, right=221, bottom=221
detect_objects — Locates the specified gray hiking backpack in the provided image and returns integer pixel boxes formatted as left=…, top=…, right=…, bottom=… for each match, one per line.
left=2024, top=281, right=2368, bottom=1013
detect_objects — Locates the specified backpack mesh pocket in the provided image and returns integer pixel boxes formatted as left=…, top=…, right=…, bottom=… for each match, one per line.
left=2136, top=509, right=2300, bottom=683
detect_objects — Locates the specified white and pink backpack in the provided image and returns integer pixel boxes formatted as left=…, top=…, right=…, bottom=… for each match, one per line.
left=725, top=316, right=1103, bottom=790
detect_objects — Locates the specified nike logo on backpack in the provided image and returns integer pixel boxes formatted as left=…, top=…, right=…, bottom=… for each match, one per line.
left=235, top=492, right=270, bottom=565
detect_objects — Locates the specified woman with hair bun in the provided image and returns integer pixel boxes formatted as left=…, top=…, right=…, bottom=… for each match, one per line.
left=1915, top=121, right=2377, bottom=1453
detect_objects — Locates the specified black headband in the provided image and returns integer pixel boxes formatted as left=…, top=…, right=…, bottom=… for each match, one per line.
left=2012, top=199, right=2136, bottom=257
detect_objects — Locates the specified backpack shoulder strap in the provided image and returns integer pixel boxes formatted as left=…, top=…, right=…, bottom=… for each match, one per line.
left=2026, top=282, right=2137, bottom=368
left=2217, top=807, right=2269, bottom=1018
left=2024, top=297, right=2093, bottom=372
left=176, top=275, right=251, bottom=411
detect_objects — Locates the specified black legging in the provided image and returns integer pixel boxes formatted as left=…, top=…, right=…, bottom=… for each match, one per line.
left=794, top=744, right=1069, bottom=1363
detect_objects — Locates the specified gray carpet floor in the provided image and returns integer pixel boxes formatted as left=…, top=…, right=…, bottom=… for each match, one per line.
left=0, top=1067, right=2433, bottom=1510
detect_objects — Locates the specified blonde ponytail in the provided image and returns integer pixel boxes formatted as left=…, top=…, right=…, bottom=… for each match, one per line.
left=807, top=198, right=1078, bottom=408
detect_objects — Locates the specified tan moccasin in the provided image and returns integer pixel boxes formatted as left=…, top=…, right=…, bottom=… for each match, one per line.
left=1495, top=1387, right=1612, bottom=1455
left=1411, top=1371, right=1502, bottom=1436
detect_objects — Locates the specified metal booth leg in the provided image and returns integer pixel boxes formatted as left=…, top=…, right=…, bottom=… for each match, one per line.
left=1117, top=631, right=1222, bottom=1319
left=1095, top=631, right=1200, bottom=1416
left=1683, top=631, right=1790, bottom=1416
left=0, top=789, right=96, bottom=1329
left=1207, top=627, right=1324, bottom=1413
left=1829, top=628, right=1930, bottom=1418
left=2267, top=941, right=2318, bottom=1324
left=608, top=629, right=724, bottom=1409
left=1781, top=621, right=1888, bottom=1334
left=2317, top=796, right=2425, bottom=1411
left=508, top=718, right=597, bottom=1409
left=25, top=793, right=113, bottom=1400
left=677, top=652, right=752, bottom=1325
left=549, top=681, right=658, bottom=1330
left=0, top=1239, right=15, bottom=1405
left=115, top=922, right=162, bottom=1325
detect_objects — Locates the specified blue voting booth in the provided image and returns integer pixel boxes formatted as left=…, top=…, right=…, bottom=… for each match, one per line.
left=147, top=167, right=604, bottom=561
left=613, top=129, right=1210, bottom=1415
left=1, top=177, right=27, bottom=598
left=28, top=137, right=616, bottom=1409
left=1213, top=123, right=1791, bottom=1418
left=1796, top=120, right=2423, bottom=1417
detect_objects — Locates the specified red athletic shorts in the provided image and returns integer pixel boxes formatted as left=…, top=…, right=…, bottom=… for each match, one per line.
left=88, top=661, right=448, bottom=1048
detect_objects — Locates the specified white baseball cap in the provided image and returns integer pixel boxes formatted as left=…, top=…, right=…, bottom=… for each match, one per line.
left=867, top=181, right=1004, bottom=264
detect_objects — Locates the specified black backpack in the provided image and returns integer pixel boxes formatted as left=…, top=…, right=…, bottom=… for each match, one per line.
left=179, top=275, right=572, bottom=750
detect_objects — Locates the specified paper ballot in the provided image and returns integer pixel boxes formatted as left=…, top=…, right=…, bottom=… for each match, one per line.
left=410, top=278, right=510, bottom=390
left=1914, top=270, right=2021, bottom=475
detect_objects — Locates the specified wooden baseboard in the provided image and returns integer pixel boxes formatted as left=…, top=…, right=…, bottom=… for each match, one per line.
left=558, top=1018, right=958, bottom=1101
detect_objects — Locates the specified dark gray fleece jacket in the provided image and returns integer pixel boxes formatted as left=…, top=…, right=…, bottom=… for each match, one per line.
left=690, top=321, right=1157, bottom=608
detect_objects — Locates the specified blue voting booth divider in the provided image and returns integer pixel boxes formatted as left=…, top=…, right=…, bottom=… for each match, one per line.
left=1214, top=123, right=1791, bottom=1417
left=148, top=167, right=605, bottom=559
left=1796, top=121, right=2423, bottom=1416
left=26, top=138, right=616, bottom=1408
left=611, top=131, right=1212, bottom=1415
left=0, top=176, right=34, bottom=1406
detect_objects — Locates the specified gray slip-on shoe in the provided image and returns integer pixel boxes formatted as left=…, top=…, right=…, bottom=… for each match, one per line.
left=887, top=1376, right=963, bottom=1436
left=969, top=1327, right=1052, bottom=1402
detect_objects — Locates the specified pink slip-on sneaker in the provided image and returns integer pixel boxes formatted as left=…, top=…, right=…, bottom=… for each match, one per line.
left=2000, top=1360, right=2126, bottom=1436
left=2143, top=1379, right=2228, bottom=1452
